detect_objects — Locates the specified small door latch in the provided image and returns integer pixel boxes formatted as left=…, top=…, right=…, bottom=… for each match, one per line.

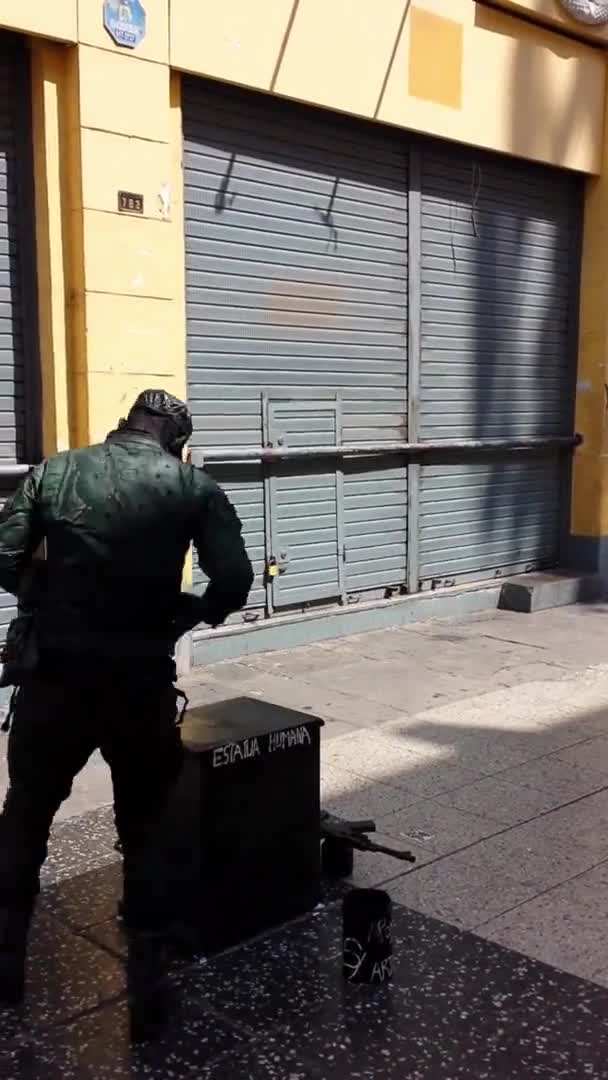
left=277, top=548, right=289, bottom=571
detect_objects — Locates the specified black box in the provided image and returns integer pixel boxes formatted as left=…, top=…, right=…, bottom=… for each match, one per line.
left=160, top=696, right=323, bottom=953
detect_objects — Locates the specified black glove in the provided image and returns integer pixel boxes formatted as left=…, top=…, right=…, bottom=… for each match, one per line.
left=171, top=593, right=205, bottom=641
left=171, top=592, right=227, bottom=641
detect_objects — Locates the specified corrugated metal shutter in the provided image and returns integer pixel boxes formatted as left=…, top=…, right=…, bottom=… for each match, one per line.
left=264, top=397, right=345, bottom=607
left=183, top=79, right=408, bottom=640
left=417, top=142, right=581, bottom=587
left=0, top=37, right=36, bottom=645
left=0, top=41, right=28, bottom=464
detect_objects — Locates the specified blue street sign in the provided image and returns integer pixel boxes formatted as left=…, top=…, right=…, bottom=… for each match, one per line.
left=103, top=0, right=147, bottom=49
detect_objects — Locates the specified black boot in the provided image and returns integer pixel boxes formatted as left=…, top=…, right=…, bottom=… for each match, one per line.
left=0, top=908, right=30, bottom=1007
left=127, top=931, right=169, bottom=1043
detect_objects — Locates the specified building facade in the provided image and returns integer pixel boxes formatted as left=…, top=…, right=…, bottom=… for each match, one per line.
left=0, top=0, right=607, bottom=667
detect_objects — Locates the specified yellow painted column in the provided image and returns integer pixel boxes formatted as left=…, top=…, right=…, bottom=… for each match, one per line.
left=30, top=40, right=72, bottom=456
left=571, top=71, right=608, bottom=572
left=69, top=0, right=186, bottom=446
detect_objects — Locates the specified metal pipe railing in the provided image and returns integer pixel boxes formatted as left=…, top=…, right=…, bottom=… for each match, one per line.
left=0, top=432, right=583, bottom=479
left=0, top=464, right=31, bottom=480
left=192, top=433, right=581, bottom=465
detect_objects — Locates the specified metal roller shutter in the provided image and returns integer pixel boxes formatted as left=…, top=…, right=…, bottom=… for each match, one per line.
left=0, top=37, right=37, bottom=645
left=0, top=41, right=30, bottom=464
left=183, top=79, right=408, bottom=644
left=417, top=142, right=582, bottom=588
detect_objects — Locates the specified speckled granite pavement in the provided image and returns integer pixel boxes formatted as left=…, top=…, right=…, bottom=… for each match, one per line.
left=0, top=803, right=605, bottom=1079
left=4, top=605, right=608, bottom=1076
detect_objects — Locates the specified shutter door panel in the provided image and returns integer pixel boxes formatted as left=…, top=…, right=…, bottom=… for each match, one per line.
left=420, top=460, right=563, bottom=581
left=0, top=38, right=33, bottom=653
left=201, top=462, right=268, bottom=616
left=344, top=461, right=407, bottom=591
left=184, top=78, right=408, bottom=635
left=418, top=143, right=580, bottom=587
left=0, top=41, right=26, bottom=463
left=266, top=399, right=343, bottom=608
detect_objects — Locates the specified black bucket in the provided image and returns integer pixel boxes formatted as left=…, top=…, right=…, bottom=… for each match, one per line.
left=342, top=888, right=392, bottom=984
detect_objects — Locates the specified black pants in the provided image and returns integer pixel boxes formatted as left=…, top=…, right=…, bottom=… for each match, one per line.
left=0, top=672, right=183, bottom=931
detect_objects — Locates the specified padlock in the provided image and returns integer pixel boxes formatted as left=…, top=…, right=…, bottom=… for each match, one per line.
left=267, top=557, right=279, bottom=580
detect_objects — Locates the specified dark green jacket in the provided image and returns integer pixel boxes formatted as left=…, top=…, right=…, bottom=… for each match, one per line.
left=0, top=430, right=253, bottom=661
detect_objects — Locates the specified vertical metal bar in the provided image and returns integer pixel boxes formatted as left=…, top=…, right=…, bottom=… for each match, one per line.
left=261, top=393, right=275, bottom=617
left=407, top=143, right=422, bottom=595
left=559, top=173, right=585, bottom=568
left=335, top=392, right=347, bottom=603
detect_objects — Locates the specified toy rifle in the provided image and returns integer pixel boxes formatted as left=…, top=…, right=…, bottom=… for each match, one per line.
left=321, top=810, right=416, bottom=875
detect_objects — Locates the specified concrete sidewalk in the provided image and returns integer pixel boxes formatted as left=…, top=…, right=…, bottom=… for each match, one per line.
left=3, top=601, right=608, bottom=1078
left=4, top=601, right=608, bottom=989
left=178, top=602, right=608, bottom=989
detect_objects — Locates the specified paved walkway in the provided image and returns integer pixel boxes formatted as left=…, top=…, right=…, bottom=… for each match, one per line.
left=3, top=602, right=608, bottom=1076
left=180, top=603, right=608, bottom=989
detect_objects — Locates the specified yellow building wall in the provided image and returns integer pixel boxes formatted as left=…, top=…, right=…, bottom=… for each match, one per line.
left=571, top=92, right=608, bottom=542
left=69, top=40, right=185, bottom=447
left=9, top=4, right=183, bottom=453
left=170, top=0, right=606, bottom=174
left=0, top=0, right=77, bottom=43
left=9, top=0, right=608, bottom=568
left=31, top=41, right=71, bottom=456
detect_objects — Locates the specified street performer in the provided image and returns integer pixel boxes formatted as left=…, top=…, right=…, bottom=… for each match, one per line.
left=0, top=388, right=253, bottom=1038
